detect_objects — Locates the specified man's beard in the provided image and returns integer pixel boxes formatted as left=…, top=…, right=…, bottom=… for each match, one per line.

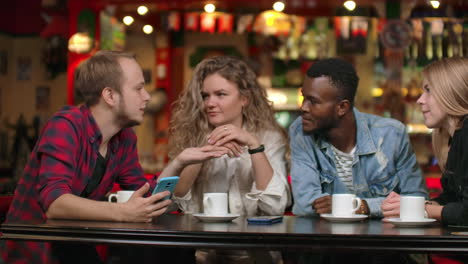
left=303, top=116, right=339, bottom=136
left=116, top=103, right=141, bottom=128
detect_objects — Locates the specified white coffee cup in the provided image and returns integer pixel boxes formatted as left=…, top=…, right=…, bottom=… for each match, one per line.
left=400, top=196, right=425, bottom=220
left=108, top=190, right=134, bottom=203
left=203, top=193, right=228, bottom=216
left=332, top=194, right=361, bottom=217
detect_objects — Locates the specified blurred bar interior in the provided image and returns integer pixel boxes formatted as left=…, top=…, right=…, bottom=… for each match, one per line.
left=0, top=0, right=467, bottom=199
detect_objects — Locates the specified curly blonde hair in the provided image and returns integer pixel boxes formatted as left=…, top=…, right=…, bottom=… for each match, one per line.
left=422, top=57, right=468, bottom=171
left=168, top=56, right=286, bottom=158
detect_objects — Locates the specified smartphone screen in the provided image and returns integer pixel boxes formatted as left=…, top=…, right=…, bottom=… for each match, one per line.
left=247, top=216, right=283, bottom=225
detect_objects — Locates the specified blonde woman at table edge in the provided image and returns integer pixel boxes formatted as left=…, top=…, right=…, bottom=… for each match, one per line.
left=382, top=57, right=468, bottom=228
left=161, top=56, right=290, bottom=264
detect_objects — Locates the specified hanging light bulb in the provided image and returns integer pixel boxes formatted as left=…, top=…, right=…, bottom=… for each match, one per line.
left=273, top=1, right=285, bottom=12
left=430, top=0, right=440, bottom=9
left=204, top=3, right=216, bottom=13
left=344, top=0, right=356, bottom=11
left=123, top=16, right=134, bottom=26
left=143, top=25, right=153, bottom=34
left=137, top=5, right=149, bottom=15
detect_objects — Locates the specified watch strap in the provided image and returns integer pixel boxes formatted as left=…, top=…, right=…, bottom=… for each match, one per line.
left=248, top=144, right=265, bottom=155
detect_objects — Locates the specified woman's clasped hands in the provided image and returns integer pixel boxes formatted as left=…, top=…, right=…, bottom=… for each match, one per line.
left=207, top=124, right=260, bottom=158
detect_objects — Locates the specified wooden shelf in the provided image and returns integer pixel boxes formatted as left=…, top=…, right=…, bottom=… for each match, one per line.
left=407, top=123, right=432, bottom=135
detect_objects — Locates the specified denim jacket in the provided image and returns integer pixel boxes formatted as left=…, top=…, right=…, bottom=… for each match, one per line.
left=289, top=108, right=427, bottom=217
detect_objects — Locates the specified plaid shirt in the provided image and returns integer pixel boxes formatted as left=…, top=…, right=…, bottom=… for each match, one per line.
left=2, top=105, right=155, bottom=263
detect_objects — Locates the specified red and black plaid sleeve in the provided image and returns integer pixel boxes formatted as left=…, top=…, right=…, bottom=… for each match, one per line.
left=2, top=105, right=152, bottom=263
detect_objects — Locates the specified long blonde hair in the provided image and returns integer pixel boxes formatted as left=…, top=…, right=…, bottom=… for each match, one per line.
left=168, top=56, right=286, bottom=158
left=423, top=57, right=468, bottom=171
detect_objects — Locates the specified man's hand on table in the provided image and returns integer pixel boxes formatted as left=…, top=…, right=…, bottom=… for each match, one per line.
left=381, top=191, right=401, bottom=221
left=312, top=195, right=332, bottom=214
left=119, top=183, right=172, bottom=223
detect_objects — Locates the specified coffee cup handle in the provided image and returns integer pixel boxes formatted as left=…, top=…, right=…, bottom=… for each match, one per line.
left=108, top=194, right=118, bottom=203
left=352, top=197, right=362, bottom=213
left=203, top=196, right=212, bottom=213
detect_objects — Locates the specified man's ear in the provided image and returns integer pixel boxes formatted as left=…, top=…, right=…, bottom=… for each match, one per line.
left=102, top=87, right=117, bottom=106
left=336, top=99, right=351, bottom=117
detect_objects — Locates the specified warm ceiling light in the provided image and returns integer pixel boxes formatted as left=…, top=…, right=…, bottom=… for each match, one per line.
left=273, top=1, right=285, bottom=12
left=204, top=3, right=216, bottom=13
left=123, top=16, right=134, bottom=26
left=430, top=0, right=440, bottom=9
left=143, top=25, right=153, bottom=34
left=68, top=32, right=92, bottom=54
left=344, top=0, right=356, bottom=11
left=137, top=5, right=149, bottom=15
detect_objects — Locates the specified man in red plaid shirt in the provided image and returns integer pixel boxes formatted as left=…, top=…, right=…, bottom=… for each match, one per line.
left=1, top=51, right=226, bottom=263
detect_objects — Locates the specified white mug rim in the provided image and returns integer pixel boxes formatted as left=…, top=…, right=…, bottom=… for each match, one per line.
left=204, top=192, right=227, bottom=196
left=117, top=190, right=135, bottom=194
left=332, top=193, right=356, bottom=197
left=400, top=196, right=425, bottom=199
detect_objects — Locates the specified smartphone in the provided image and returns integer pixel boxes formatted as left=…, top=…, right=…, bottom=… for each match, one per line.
left=152, top=176, right=179, bottom=200
left=247, top=216, right=283, bottom=225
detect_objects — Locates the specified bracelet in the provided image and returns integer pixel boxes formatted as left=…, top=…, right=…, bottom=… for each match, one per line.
left=248, top=144, right=265, bottom=155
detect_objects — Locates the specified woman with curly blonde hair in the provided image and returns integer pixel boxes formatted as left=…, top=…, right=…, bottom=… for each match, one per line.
left=382, top=57, right=468, bottom=228
left=167, top=56, right=290, bottom=264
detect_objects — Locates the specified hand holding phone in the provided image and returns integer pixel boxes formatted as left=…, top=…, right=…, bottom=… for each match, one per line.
left=247, top=216, right=283, bottom=225
left=152, top=176, right=179, bottom=200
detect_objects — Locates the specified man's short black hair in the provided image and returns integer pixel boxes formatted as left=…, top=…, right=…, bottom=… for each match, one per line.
left=306, top=58, right=359, bottom=105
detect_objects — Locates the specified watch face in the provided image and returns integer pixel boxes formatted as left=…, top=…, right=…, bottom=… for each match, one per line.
left=381, top=20, right=412, bottom=50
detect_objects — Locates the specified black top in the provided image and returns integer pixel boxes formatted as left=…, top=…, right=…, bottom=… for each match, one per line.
left=81, top=153, right=107, bottom=198
left=433, top=118, right=468, bottom=225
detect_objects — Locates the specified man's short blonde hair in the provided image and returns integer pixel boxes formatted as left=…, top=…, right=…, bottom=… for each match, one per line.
left=74, top=50, right=135, bottom=106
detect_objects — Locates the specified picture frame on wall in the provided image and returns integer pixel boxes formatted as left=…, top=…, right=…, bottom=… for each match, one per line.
left=17, top=56, right=32, bottom=81
left=36, top=86, right=50, bottom=111
left=0, top=51, right=7, bottom=75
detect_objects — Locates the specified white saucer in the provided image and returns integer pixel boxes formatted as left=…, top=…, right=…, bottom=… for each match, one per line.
left=320, top=214, right=368, bottom=223
left=387, top=218, right=437, bottom=227
left=192, top=213, right=240, bottom=223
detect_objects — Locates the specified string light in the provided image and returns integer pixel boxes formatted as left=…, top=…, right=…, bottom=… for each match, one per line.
left=430, top=0, right=440, bottom=9
left=344, top=0, right=356, bottom=11
left=204, top=3, right=216, bottom=13
left=137, top=6, right=149, bottom=15
left=143, top=25, right=153, bottom=34
left=123, top=16, right=134, bottom=26
left=273, top=1, right=285, bottom=12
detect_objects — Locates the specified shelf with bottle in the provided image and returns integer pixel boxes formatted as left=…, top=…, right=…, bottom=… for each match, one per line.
left=407, top=123, right=432, bottom=135
left=267, top=86, right=302, bottom=111
left=274, top=110, right=301, bottom=129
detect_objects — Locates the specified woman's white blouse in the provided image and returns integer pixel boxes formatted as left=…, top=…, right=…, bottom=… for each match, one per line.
left=174, top=129, right=291, bottom=216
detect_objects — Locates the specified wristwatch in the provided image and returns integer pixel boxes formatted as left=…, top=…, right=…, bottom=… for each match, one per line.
left=248, top=144, right=265, bottom=155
